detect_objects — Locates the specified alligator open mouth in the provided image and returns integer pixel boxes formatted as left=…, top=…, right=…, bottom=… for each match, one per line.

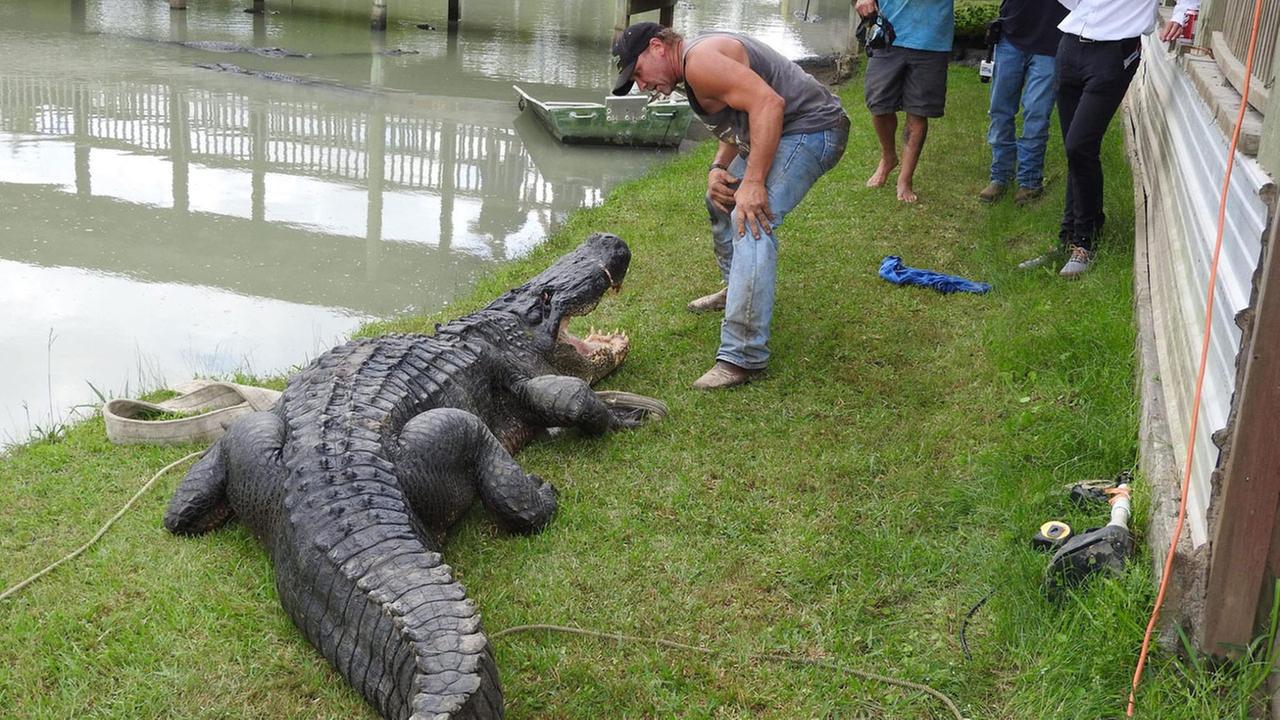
left=556, top=317, right=629, bottom=360
left=553, top=314, right=630, bottom=384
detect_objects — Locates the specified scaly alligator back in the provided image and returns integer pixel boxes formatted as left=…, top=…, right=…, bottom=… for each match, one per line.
left=268, top=335, right=500, bottom=719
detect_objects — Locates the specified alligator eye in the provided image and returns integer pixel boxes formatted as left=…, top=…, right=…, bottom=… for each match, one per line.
left=526, top=289, right=553, bottom=324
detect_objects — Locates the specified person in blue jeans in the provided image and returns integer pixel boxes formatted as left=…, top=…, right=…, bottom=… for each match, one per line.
left=978, top=0, right=1066, bottom=205
left=611, top=22, right=849, bottom=389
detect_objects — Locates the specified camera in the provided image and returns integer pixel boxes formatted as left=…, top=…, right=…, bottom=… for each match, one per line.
left=980, top=19, right=1000, bottom=84
left=856, top=13, right=896, bottom=55
left=979, top=60, right=994, bottom=83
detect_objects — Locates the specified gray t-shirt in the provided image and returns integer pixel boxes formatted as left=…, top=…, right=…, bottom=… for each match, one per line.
left=681, top=32, right=847, bottom=154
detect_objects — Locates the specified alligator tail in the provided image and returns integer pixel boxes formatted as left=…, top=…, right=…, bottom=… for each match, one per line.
left=278, top=518, right=503, bottom=719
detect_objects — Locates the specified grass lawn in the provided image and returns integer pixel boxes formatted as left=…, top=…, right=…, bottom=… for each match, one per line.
left=0, top=65, right=1269, bottom=719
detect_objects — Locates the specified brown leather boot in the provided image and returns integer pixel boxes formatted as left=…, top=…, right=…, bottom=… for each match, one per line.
left=692, top=360, right=765, bottom=390
left=977, top=182, right=1006, bottom=203
left=1015, top=186, right=1044, bottom=205
left=686, top=287, right=728, bottom=313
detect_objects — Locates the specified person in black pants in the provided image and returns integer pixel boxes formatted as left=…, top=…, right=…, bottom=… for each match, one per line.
left=1053, top=34, right=1142, bottom=277
left=1026, top=0, right=1197, bottom=278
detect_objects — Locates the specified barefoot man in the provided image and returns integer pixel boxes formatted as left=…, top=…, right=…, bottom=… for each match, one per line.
left=854, top=0, right=954, bottom=202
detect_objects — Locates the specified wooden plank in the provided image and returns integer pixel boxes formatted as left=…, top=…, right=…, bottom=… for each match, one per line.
left=1211, top=31, right=1270, bottom=113
left=1202, top=214, right=1280, bottom=656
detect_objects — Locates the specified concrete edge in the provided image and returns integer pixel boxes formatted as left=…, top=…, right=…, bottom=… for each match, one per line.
left=1124, top=99, right=1210, bottom=650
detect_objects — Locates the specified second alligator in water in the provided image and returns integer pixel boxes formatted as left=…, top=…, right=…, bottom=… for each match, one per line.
left=165, top=233, right=647, bottom=719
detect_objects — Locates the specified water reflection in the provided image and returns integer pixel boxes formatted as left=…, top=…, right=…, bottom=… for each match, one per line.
left=0, top=71, right=645, bottom=282
left=0, top=0, right=853, bottom=446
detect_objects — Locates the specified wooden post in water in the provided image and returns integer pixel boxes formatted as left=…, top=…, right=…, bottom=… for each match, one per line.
left=73, top=86, right=90, bottom=197
left=370, top=0, right=387, bottom=31
left=252, top=5, right=266, bottom=45
left=253, top=0, right=266, bottom=13
left=169, top=88, right=189, bottom=213
left=169, top=0, right=186, bottom=10
left=170, top=1, right=188, bottom=44
left=250, top=102, right=266, bottom=223
left=615, top=0, right=677, bottom=32
left=364, top=32, right=387, bottom=278
left=448, top=0, right=461, bottom=24
left=70, top=0, right=86, bottom=34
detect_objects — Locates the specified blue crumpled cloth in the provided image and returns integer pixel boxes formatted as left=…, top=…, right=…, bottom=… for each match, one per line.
left=878, top=256, right=991, bottom=295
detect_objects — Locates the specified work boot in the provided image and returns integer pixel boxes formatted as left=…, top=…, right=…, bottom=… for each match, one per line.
left=977, top=182, right=1006, bottom=203
left=1059, top=245, right=1093, bottom=279
left=1015, top=186, right=1044, bottom=205
left=686, top=287, right=728, bottom=313
left=692, top=360, right=764, bottom=390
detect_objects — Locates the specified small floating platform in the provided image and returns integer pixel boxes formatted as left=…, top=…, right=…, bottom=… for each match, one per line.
left=513, top=84, right=693, bottom=147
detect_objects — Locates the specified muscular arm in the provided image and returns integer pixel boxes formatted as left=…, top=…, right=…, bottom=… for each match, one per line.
left=685, top=39, right=785, bottom=238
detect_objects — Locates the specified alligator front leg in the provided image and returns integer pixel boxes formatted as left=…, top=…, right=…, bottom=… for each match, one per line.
left=511, top=375, right=639, bottom=435
left=397, top=408, right=558, bottom=538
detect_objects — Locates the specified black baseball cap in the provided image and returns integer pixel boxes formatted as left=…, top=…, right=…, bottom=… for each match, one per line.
left=611, top=21, right=665, bottom=96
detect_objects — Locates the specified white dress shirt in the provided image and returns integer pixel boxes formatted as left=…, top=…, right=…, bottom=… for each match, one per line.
left=1057, top=0, right=1200, bottom=41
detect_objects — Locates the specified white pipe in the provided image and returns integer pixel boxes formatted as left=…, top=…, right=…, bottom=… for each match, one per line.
left=1108, top=483, right=1132, bottom=529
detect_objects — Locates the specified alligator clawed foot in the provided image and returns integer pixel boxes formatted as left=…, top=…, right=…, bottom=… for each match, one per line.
left=596, top=390, right=669, bottom=429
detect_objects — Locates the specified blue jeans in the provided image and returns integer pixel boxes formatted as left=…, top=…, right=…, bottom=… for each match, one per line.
left=706, top=122, right=848, bottom=370
left=987, top=38, right=1057, bottom=189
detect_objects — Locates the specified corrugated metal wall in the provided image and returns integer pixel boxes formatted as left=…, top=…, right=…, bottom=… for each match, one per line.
left=1129, top=35, right=1271, bottom=547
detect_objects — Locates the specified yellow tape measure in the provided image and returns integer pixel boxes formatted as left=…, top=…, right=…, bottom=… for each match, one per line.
left=1033, top=520, right=1072, bottom=549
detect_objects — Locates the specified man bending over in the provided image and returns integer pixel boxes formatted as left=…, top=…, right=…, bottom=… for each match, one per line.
left=611, top=22, right=850, bottom=389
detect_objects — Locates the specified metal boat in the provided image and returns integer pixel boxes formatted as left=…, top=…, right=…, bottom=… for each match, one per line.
left=513, top=84, right=693, bottom=147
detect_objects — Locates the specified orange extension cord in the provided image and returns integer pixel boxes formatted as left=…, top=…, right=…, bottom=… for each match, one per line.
left=1126, top=1, right=1269, bottom=716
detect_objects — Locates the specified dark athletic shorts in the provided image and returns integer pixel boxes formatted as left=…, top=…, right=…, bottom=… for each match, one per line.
left=864, top=44, right=949, bottom=118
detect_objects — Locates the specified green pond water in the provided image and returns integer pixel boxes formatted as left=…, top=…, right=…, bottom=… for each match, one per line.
left=0, top=0, right=854, bottom=446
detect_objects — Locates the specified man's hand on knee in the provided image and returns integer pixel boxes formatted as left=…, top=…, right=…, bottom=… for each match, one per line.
left=708, top=167, right=738, bottom=213
left=734, top=179, right=775, bottom=239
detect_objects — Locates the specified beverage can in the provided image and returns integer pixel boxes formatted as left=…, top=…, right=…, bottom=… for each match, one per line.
left=1182, top=9, right=1197, bottom=41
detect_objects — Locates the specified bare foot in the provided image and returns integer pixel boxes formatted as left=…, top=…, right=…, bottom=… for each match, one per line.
left=896, top=182, right=918, bottom=203
left=866, top=157, right=898, bottom=188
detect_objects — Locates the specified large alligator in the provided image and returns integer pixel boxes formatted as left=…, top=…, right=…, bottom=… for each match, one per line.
left=164, top=233, right=643, bottom=719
